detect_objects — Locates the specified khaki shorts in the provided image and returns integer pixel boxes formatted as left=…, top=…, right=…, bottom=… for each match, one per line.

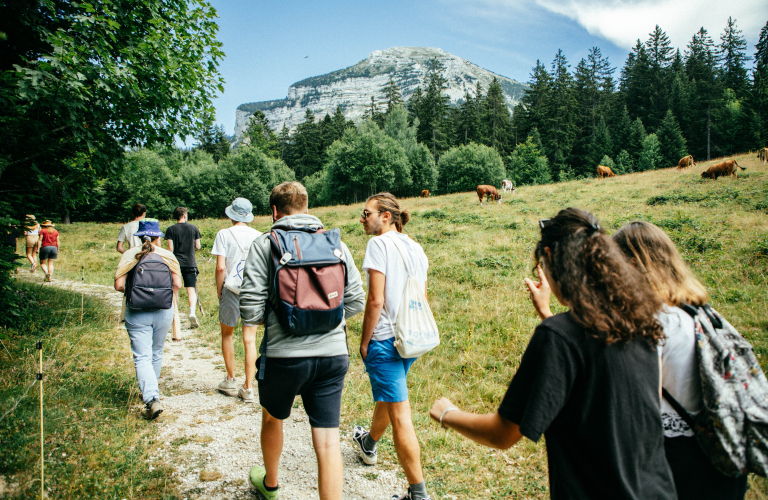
left=26, top=235, right=39, bottom=249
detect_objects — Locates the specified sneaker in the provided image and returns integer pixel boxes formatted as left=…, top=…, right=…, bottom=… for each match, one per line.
left=189, top=314, right=199, bottom=329
left=391, top=488, right=432, bottom=500
left=249, top=464, right=279, bottom=500
left=217, top=376, right=238, bottom=397
left=238, top=385, right=256, bottom=403
left=44, top=273, right=51, bottom=282
left=30, top=263, right=36, bottom=273
left=141, top=398, right=163, bottom=420
left=352, top=425, right=377, bottom=465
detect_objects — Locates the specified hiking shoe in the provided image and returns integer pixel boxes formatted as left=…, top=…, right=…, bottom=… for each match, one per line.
left=142, top=398, right=163, bottom=420
left=44, top=273, right=51, bottom=282
left=391, top=489, right=432, bottom=500
left=189, top=314, right=199, bottom=329
left=352, top=425, right=377, bottom=465
left=249, top=464, right=279, bottom=500
left=217, top=376, right=238, bottom=397
left=238, top=385, right=256, bottom=403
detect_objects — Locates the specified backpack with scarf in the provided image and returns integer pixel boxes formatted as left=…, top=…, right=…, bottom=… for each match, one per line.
left=662, top=303, right=768, bottom=477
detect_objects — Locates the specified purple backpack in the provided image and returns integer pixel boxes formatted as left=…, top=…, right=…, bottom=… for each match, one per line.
left=125, top=252, right=173, bottom=311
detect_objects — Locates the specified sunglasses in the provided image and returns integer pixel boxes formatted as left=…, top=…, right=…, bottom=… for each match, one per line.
left=539, top=219, right=555, bottom=230
left=361, top=209, right=383, bottom=220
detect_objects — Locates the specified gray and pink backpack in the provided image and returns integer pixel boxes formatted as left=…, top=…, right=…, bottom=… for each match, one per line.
left=258, top=227, right=347, bottom=378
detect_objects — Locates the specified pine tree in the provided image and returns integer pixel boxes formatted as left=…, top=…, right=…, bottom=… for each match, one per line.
left=243, top=111, right=278, bottom=158
left=514, top=61, right=552, bottom=144
left=543, top=50, right=578, bottom=178
left=382, top=79, right=403, bottom=114
left=686, top=27, right=721, bottom=160
left=196, top=120, right=230, bottom=163
left=628, top=117, right=647, bottom=160
left=614, top=149, right=634, bottom=174
left=637, top=133, right=663, bottom=171
left=590, top=116, right=614, bottom=168
left=644, top=26, right=674, bottom=128
left=656, top=109, right=687, bottom=168
left=417, top=57, right=451, bottom=160
left=293, top=109, right=323, bottom=179
left=480, top=77, right=512, bottom=155
left=277, top=124, right=291, bottom=162
left=751, top=21, right=768, bottom=143
left=612, top=105, right=633, bottom=158
left=718, top=17, right=749, bottom=99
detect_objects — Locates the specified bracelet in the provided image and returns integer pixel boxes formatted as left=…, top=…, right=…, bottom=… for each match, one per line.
left=439, top=407, right=459, bottom=428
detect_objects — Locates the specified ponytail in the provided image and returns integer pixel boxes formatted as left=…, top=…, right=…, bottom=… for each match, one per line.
left=367, top=192, right=409, bottom=232
left=134, top=236, right=157, bottom=261
left=535, top=208, right=664, bottom=345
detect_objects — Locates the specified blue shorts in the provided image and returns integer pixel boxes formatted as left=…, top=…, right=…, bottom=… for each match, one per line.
left=363, top=337, right=417, bottom=403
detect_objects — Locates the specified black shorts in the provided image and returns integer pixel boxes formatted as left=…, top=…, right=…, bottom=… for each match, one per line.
left=180, top=267, right=198, bottom=287
left=257, top=355, right=349, bottom=428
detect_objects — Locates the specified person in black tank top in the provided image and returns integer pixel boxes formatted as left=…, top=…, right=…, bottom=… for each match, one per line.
left=429, top=208, right=677, bottom=500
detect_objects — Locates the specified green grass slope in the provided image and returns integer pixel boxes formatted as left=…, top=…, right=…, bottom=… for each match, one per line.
left=6, top=152, right=768, bottom=498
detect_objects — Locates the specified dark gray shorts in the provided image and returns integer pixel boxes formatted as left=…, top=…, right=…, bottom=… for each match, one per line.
left=257, top=355, right=349, bottom=428
left=39, top=246, right=58, bottom=260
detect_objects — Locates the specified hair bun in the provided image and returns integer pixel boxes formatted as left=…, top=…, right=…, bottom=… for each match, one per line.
left=400, top=210, right=410, bottom=226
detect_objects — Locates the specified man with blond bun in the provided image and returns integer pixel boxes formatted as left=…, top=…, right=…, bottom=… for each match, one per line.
left=354, top=192, right=432, bottom=500
left=239, top=181, right=365, bottom=500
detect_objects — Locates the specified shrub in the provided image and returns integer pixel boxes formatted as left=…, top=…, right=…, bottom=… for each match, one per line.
left=438, top=143, right=505, bottom=194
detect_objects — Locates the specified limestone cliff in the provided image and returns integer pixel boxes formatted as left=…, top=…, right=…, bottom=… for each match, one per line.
left=235, top=47, right=527, bottom=138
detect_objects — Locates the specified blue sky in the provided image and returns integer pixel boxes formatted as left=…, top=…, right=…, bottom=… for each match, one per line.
left=206, top=0, right=765, bottom=137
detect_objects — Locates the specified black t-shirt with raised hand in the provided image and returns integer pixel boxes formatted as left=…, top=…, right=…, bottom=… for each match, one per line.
left=164, top=222, right=201, bottom=267
left=498, top=312, right=676, bottom=500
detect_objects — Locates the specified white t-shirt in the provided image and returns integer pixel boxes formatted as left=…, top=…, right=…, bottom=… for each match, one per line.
left=117, top=220, right=142, bottom=250
left=657, top=305, right=702, bottom=437
left=362, top=231, right=428, bottom=342
left=211, top=225, right=262, bottom=289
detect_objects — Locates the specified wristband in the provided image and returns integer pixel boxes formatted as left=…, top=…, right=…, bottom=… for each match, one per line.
left=439, top=407, right=459, bottom=428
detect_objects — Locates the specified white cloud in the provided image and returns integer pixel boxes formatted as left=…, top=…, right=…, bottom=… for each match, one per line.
left=533, top=0, right=765, bottom=50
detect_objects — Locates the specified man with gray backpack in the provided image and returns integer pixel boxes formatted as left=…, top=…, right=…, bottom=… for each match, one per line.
left=211, top=197, right=262, bottom=402
left=239, top=182, right=365, bottom=500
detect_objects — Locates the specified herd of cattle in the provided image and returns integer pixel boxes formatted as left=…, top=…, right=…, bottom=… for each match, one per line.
left=418, top=150, right=765, bottom=205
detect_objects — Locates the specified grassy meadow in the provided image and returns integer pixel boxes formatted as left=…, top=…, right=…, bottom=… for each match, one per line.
left=3, top=151, right=768, bottom=498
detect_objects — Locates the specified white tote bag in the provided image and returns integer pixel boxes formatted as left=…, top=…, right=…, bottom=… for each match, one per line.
left=383, top=236, right=439, bottom=358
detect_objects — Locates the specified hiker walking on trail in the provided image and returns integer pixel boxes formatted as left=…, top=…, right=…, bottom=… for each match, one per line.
left=38, top=220, right=59, bottom=282
left=211, top=197, right=262, bottom=402
left=354, top=192, right=433, bottom=500
left=428, top=208, right=676, bottom=500
left=24, top=214, right=40, bottom=272
left=117, top=203, right=147, bottom=254
left=239, top=182, right=365, bottom=500
left=114, top=219, right=182, bottom=420
left=165, top=206, right=202, bottom=329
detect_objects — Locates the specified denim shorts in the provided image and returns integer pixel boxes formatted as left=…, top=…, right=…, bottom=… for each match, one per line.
left=363, top=337, right=417, bottom=403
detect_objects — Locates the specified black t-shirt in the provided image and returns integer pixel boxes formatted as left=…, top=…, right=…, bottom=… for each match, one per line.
left=164, top=222, right=201, bottom=267
left=498, top=312, right=676, bottom=500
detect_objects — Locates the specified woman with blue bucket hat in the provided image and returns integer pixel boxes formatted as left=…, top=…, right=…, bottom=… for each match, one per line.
left=114, top=219, right=182, bottom=420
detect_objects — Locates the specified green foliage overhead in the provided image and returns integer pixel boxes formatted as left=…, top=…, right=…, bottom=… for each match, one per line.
left=438, top=143, right=505, bottom=194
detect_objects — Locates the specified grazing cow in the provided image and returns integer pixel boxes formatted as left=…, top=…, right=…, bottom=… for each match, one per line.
left=476, top=185, right=502, bottom=204
left=677, top=155, right=695, bottom=170
left=597, top=165, right=615, bottom=180
left=420, top=189, right=430, bottom=198
left=758, top=148, right=768, bottom=164
left=701, top=159, right=746, bottom=180
left=501, top=179, right=515, bottom=193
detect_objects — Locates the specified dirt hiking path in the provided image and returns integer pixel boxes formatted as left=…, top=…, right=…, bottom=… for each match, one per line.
left=32, top=276, right=404, bottom=499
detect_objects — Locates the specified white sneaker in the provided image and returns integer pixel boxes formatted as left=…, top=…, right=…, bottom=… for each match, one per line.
left=189, top=314, right=199, bottom=329
left=217, top=376, right=238, bottom=397
left=238, top=385, right=256, bottom=403
left=352, top=425, right=377, bottom=465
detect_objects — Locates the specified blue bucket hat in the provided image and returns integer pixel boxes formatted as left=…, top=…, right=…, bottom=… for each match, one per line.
left=134, top=219, right=164, bottom=238
left=225, top=197, right=254, bottom=223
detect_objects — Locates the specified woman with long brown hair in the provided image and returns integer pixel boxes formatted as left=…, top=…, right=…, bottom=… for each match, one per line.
left=614, top=221, right=748, bottom=500
left=24, top=215, right=40, bottom=272
left=429, top=208, right=676, bottom=499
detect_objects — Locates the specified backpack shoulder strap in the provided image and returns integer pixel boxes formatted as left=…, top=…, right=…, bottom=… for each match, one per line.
left=227, top=227, right=247, bottom=254
left=384, top=232, right=414, bottom=277
left=662, top=387, right=697, bottom=429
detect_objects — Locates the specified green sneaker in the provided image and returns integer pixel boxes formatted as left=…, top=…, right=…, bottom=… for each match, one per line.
left=249, top=464, right=279, bottom=500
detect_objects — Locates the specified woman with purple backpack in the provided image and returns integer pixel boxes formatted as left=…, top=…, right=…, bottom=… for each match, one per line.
left=114, top=219, right=182, bottom=420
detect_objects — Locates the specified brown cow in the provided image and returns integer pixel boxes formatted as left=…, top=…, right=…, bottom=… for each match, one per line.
left=701, top=159, right=746, bottom=180
left=597, top=165, right=615, bottom=180
left=677, top=155, right=695, bottom=170
left=420, top=189, right=430, bottom=198
left=476, top=185, right=501, bottom=204
left=758, top=148, right=768, bottom=164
